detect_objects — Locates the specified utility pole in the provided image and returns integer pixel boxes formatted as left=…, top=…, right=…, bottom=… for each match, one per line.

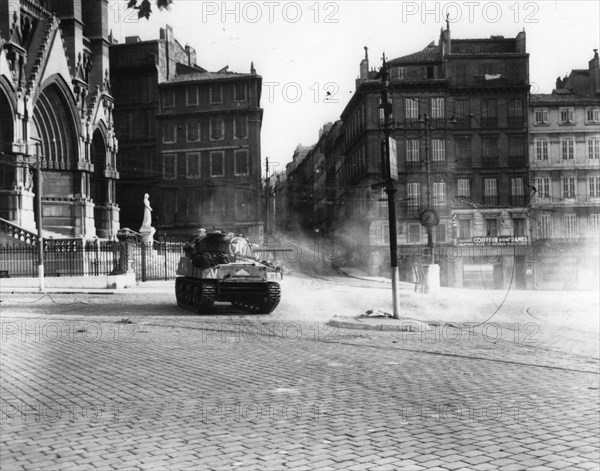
left=422, top=114, right=434, bottom=264
left=34, top=142, right=44, bottom=291
left=379, top=55, right=401, bottom=319
left=264, top=156, right=270, bottom=241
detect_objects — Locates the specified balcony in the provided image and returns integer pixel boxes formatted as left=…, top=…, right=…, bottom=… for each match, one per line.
left=511, top=195, right=526, bottom=206
left=508, top=155, right=526, bottom=168
left=430, top=161, right=446, bottom=172
left=482, top=157, right=499, bottom=168
left=508, top=116, right=526, bottom=127
left=479, top=117, right=498, bottom=128
left=405, top=161, right=421, bottom=172
left=484, top=195, right=498, bottom=206
left=406, top=205, right=421, bottom=218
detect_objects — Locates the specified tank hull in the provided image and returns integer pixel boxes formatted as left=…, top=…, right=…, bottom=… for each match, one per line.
left=175, top=256, right=282, bottom=314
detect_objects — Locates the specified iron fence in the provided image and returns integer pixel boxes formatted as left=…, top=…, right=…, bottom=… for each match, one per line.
left=127, top=241, right=185, bottom=281
left=0, top=240, right=124, bottom=278
left=0, top=239, right=185, bottom=280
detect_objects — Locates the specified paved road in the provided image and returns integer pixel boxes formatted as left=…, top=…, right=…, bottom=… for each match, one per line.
left=1, top=277, right=599, bottom=470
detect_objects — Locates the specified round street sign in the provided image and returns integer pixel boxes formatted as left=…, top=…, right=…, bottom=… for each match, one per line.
left=419, top=209, right=440, bottom=228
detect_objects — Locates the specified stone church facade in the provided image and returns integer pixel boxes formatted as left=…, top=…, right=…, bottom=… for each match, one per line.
left=0, top=0, right=119, bottom=239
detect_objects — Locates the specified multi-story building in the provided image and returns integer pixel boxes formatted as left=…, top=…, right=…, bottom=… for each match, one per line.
left=110, top=26, right=263, bottom=240
left=327, top=26, right=531, bottom=288
left=1, top=0, right=119, bottom=239
left=285, top=144, right=312, bottom=233
left=528, top=50, right=600, bottom=289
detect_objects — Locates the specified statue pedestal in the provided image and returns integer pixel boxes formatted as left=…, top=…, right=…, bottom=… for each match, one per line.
left=139, top=226, right=156, bottom=247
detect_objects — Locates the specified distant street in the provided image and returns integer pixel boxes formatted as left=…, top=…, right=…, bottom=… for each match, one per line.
left=1, top=274, right=599, bottom=470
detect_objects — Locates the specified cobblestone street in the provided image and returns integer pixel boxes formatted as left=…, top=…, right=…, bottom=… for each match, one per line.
left=1, top=278, right=599, bottom=470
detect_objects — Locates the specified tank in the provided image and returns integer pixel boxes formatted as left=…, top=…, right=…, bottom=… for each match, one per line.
left=175, top=230, right=283, bottom=314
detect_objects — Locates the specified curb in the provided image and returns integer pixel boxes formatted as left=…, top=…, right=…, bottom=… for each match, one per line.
left=328, top=318, right=422, bottom=332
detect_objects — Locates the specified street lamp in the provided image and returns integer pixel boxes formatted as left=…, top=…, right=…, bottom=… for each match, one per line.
left=31, top=139, right=45, bottom=291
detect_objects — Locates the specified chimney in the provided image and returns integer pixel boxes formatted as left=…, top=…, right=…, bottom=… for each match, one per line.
left=590, top=49, right=600, bottom=94
left=359, top=47, right=369, bottom=81
left=185, top=45, right=197, bottom=67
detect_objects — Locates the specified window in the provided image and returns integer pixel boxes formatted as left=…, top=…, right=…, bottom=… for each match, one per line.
left=535, top=139, right=548, bottom=161
left=559, top=108, right=574, bottom=124
left=588, top=138, right=600, bottom=159
left=589, top=214, right=600, bottom=237
left=162, top=91, right=175, bottom=108
left=484, top=178, right=497, bottom=205
left=563, top=214, right=577, bottom=238
left=455, top=138, right=471, bottom=164
left=561, top=138, right=575, bottom=160
left=458, top=219, right=471, bottom=239
left=405, top=98, right=418, bottom=120
left=235, top=191, right=251, bottom=219
left=234, top=150, right=249, bottom=176
left=431, top=98, right=445, bottom=118
left=186, top=153, right=201, bottom=178
left=210, top=85, right=223, bottom=104
left=431, top=139, right=445, bottom=161
left=234, top=82, right=247, bottom=102
left=485, top=218, right=498, bottom=237
left=455, top=100, right=470, bottom=126
left=479, top=63, right=494, bottom=75
left=457, top=179, right=470, bottom=197
left=508, top=100, right=524, bottom=125
left=187, top=121, right=200, bottom=142
left=210, top=118, right=224, bottom=140
left=163, top=154, right=176, bottom=179
left=234, top=116, right=248, bottom=138
left=538, top=213, right=553, bottom=239
left=209, top=194, right=226, bottom=216
left=162, top=124, right=176, bottom=144
left=511, top=178, right=524, bottom=196
left=587, top=108, right=600, bottom=123
left=482, top=137, right=498, bottom=165
left=186, top=87, right=198, bottom=106
left=589, top=176, right=600, bottom=198
left=534, top=108, right=548, bottom=125
left=455, top=64, right=467, bottom=85
left=210, top=151, right=224, bottom=177
left=536, top=177, right=550, bottom=199
left=407, top=182, right=420, bottom=211
left=391, top=67, right=405, bottom=79
left=408, top=224, right=421, bottom=243
left=436, top=224, right=446, bottom=243
left=562, top=177, right=576, bottom=199
left=508, top=137, right=525, bottom=166
left=406, top=139, right=419, bottom=162
left=433, top=182, right=446, bottom=206
left=513, top=218, right=525, bottom=237
left=481, top=99, right=497, bottom=126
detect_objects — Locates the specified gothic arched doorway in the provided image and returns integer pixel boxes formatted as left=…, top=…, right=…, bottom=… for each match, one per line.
left=32, top=81, right=80, bottom=236
left=90, top=128, right=109, bottom=236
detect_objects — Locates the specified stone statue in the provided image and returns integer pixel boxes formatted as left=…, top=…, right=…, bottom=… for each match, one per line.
left=141, top=193, right=152, bottom=229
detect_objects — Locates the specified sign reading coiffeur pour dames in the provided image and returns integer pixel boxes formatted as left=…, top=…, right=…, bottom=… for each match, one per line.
left=467, top=236, right=529, bottom=246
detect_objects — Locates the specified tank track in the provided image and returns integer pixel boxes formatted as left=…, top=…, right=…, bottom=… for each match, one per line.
left=176, top=277, right=217, bottom=314
left=231, top=282, right=281, bottom=314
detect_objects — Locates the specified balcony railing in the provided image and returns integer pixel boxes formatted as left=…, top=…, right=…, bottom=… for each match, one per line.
left=508, top=116, right=526, bottom=127
left=482, top=157, right=499, bottom=168
left=480, top=117, right=498, bottom=128
left=511, top=195, right=526, bottom=206
left=484, top=195, right=498, bottom=206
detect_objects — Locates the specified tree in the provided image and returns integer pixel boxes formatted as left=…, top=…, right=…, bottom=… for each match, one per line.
left=126, top=0, right=173, bottom=20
